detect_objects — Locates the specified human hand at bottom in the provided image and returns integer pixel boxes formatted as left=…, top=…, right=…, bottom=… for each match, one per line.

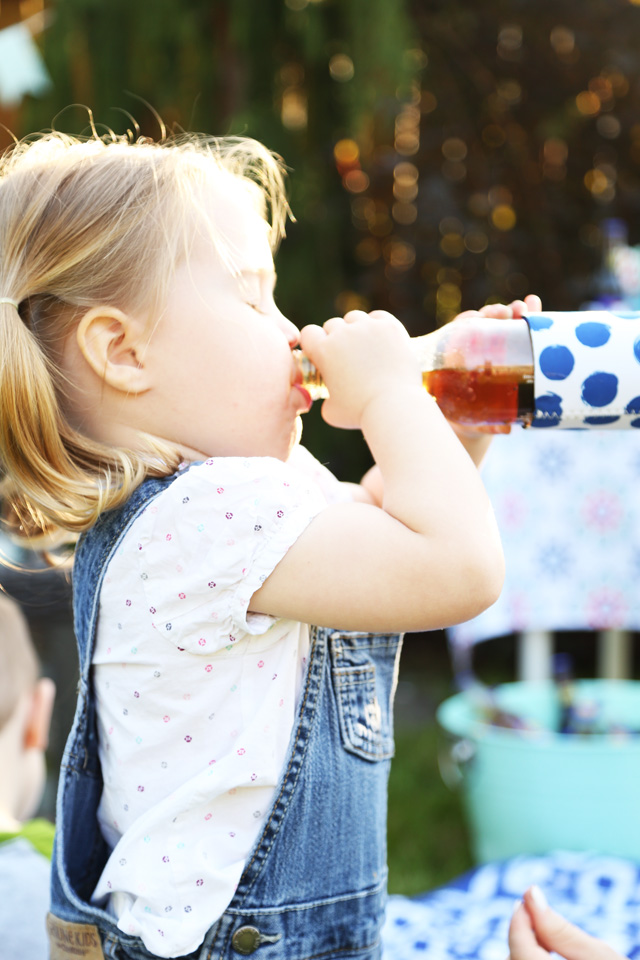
left=508, top=886, right=627, bottom=960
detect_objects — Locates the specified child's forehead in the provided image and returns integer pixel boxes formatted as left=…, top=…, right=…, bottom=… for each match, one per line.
left=194, top=173, right=274, bottom=275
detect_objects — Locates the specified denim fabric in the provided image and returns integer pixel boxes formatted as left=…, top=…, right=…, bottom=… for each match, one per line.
left=50, top=471, right=403, bottom=960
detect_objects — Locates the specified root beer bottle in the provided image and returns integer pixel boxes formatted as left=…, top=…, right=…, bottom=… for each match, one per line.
left=296, top=310, right=640, bottom=430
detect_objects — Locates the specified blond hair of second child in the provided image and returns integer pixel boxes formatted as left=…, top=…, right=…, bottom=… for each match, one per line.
left=0, top=593, right=56, bottom=960
left=0, top=130, right=531, bottom=959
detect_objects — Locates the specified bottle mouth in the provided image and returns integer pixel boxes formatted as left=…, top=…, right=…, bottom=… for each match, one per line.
left=292, top=350, right=329, bottom=400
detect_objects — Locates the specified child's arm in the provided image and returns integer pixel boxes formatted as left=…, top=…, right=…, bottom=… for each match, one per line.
left=250, top=309, right=505, bottom=633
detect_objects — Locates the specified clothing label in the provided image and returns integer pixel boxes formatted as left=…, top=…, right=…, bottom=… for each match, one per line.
left=46, top=914, right=105, bottom=960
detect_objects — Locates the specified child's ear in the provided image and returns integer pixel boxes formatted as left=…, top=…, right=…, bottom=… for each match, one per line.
left=23, top=677, right=56, bottom=752
left=76, top=307, right=150, bottom=394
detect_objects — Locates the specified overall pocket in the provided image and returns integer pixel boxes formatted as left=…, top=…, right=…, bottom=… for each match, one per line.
left=329, top=632, right=403, bottom=761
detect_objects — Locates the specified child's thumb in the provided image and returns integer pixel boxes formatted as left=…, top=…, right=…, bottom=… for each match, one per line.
left=523, top=886, right=624, bottom=960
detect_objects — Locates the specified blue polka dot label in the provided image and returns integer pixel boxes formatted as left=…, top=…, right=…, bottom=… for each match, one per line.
left=528, top=310, right=640, bottom=428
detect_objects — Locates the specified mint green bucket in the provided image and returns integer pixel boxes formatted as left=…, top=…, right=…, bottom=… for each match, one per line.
left=436, top=680, right=640, bottom=863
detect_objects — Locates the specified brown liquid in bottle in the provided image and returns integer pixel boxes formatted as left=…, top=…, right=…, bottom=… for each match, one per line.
left=422, top=364, right=534, bottom=426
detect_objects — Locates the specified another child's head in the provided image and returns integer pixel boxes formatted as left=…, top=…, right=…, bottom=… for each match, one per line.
left=0, top=132, right=292, bottom=542
left=0, top=594, right=55, bottom=827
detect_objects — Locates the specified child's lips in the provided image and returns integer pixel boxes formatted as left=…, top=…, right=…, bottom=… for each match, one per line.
left=292, top=382, right=312, bottom=412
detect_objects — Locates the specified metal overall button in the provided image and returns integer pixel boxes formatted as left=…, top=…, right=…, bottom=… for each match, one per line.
left=231, top=925, right=281, bottom=955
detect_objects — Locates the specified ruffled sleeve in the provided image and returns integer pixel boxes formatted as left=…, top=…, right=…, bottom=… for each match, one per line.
left=131, top=455, right=328, bottom=653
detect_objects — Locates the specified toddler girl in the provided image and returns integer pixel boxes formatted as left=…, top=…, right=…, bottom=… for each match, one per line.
left=0, top=130, right=514, bottom=960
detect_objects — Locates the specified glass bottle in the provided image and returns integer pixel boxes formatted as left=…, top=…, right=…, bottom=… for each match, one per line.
left=294, top=315, right=535, bottom=428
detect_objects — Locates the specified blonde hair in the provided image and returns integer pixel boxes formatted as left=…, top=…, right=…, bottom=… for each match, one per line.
left=0, top=595, right=38, bottom=731
left=0, top=131, right=290, bottom=545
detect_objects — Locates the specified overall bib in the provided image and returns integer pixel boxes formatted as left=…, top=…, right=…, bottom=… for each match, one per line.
left=48, top=472, right=404, bottom=960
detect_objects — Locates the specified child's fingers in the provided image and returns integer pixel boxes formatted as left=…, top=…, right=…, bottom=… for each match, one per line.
left=524, top=294, right=542, bottom=313
left=507, top=900, right=550, bottom=959
left=523, top=887, right=624, bottom=960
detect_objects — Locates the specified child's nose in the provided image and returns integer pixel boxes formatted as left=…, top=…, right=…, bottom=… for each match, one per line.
left=273, top=308, right=300, bottom=346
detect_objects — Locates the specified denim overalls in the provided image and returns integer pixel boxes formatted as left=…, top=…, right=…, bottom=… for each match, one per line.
left=48, top=471, right=404, bottom=960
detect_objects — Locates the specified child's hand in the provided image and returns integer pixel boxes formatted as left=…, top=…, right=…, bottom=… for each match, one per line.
left=299, top=310, right=420, bottom=430
left=457, top=293, right=542, bottom=322
left=508, top=886, right=625, bottom=960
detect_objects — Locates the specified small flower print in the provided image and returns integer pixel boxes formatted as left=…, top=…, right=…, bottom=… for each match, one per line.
left=125, top=599, right=132, bottom=606
left=208, top=581, right=216, bottom=588
left=582, top=490, right=623, bottom=534
left=161, top=761, right=168, bottom=768
left=165, top=906, right=172, bottom=913
left=119, top=858, right=127, bottom=866
left=229, top=635, right=236, bottom=643
left=138, top=543, right=142, bottom=551
left=136, top=736, right=142, bottom=745
left=184, top=906, right=192, bottom=913
left=166, top=623, right=172, bottom=631
left=154, top=670, right=161, bottom=678
left=150, top=606, right=156, bottom=614
left=165, top=533, right=172, bottom=541
left=178, top=592, right=186, bottom=600
left=216, top=486, right=224, bottom=494
left=182, top=496, right=190, bottom=504
left=138, top=785, right=144, bottom=792
left=123, top=708, right=128, bottom=716
left=198, top=638, right=206, bottom=646
left=163, top=715, right=170, bottom=723
left=254, top=524, right=262, bottom=532
left=276, top=510, right=284, bottom=518
left=253, top=810, right=262, bottom=819
left=237, top=747, right=246, bottom=755
left=257, top=660, right=264, bottom=668
left=250, top=773, right=257, bottom=781
left=140, top=572, right=148, bottom=580
left=196, top=879, right=204, bottom=886
left=204, top=813, right=212, bottom=821
left=134, top=691, right=140, bottom=698
left=184, top=735, right=192, bottom=743
left=225, top=511, right=233, bottom=519
left=229, top=832, right=236, bottom=838
left=205, top=664, right=212, bottom=672
left=162, top=856, right=169, bottom=863
left=272, top=674, right=277, bottom=680
left=197, top=524, right=205, bottom=532
left=144, top=835, right=151, bottom=843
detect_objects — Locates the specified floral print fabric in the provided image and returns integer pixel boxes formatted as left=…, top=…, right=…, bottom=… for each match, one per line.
left=449, top=429, right=640, bottom=648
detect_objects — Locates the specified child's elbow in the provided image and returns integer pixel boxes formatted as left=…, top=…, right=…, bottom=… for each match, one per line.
left=459, top=541, right=505, bottom=621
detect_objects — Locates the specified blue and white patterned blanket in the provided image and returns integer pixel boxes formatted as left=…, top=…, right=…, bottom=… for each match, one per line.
left=382, top=851, right=640, bottom=958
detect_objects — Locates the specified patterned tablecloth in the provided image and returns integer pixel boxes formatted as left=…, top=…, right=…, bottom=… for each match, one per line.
left=448, top=428, right=640, bottom=649
left=382, top=851, right=640, bottom=959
